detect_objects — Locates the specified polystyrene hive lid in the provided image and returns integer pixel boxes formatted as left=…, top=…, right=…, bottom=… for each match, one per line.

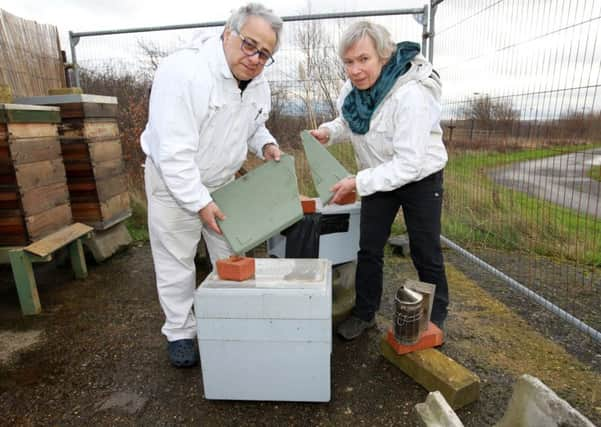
left=211, top=155, right=303, bottom=254
left=301, top=130, right=351, bottom=205
left=195, top=258, right=332, bottom=319
left=316, top=199, right=361, bottom=215
left=201, top=258, right=328, bottom=289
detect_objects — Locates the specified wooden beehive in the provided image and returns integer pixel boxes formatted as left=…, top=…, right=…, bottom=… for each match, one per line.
left=0, top=103, right=72, bottom=246
left=17, top=94, right=131, bottom=230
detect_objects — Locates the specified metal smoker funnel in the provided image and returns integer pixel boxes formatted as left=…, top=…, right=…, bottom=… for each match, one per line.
left=393, top=286, right=424, bottom=345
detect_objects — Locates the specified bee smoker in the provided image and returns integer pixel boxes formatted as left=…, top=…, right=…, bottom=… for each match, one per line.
left=393, top=286, right=424, bottom=345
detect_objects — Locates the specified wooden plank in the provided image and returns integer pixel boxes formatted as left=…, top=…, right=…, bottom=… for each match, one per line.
left=0, top=173, right=17, bottom=186
left=99, top=191, right=130, bottom=223
left=24, top=222, right=93, bottom=258
left=8, top=137, right=61, bottom=164
left=60, top=141, right=90, bottom=162
left=0, top=234, right=28, bottom=246
left=0, top=215, right=27, bottom=246
left=64, top=161, right=95, bottom=179
left=0, top=106, right=61, bottom=124
left=67, top=179, right=97, bottom=193
left=92, top=209, right=131, bottom=231
left=60, top=102, right=119, bottom=119
left=20, top=182, right=69, bottom=217
left=71, top=203, right=102, bottom=222
left=6, top=123, right=58, bottom=138
left=25, top=203, right=72, bottom=241
left=381, top=337, right=480, bottom=409
left=89, top=140, right=122, bottom=163
left=68, top=191, right=99, bottom=202
left=96, top=174, right=128, bottom=202
left=61, top=119, right=119, bottom=138
left=0, top=189, right=20, bottom=209
left=0, top=123, right=7, bottom=140
left=15, top=159, right=66, bottom=191
left=92, top=158, right=124, bottom=180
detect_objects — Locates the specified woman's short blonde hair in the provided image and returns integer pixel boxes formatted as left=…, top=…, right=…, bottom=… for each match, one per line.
left=338, top=21, right=396, bottom=61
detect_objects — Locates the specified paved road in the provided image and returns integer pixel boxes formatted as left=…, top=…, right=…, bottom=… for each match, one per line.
left=489, top=147, right=601, bottom=218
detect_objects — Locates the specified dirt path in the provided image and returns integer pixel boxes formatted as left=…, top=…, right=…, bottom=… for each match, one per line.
left=1, top=243, right=600, bottom=426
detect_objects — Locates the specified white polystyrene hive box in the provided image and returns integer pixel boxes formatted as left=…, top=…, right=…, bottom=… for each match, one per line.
left=267, top=200, right=361, bottom=265
left=194, top=258, right=332, bottom=402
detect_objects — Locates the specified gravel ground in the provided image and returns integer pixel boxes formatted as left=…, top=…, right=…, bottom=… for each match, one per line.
left=1, top=242, right=600, bottom=426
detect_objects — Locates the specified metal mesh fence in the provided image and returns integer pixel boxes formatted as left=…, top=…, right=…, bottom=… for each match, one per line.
left=70, top=2, right=601, bottom=340
left=435, top=0, right=601, bottom=337
left=71, top=11, right=425, bottom=197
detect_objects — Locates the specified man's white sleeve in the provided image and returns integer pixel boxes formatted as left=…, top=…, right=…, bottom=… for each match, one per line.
left=149, top=64, right=212, bottom=213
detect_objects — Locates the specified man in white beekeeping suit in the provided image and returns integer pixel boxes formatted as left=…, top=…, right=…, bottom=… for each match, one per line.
left=141, top=3, right=283, bottom=367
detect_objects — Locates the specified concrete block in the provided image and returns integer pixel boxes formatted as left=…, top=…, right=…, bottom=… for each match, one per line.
left=495, top=374, right=595, bottom=427
left=84, top=222, right=132, bottom=262
left=388, top=234, right=410, bottom=256
left=415, top=391, right=464, bottom=427
left=381, top=336, right=480, bottom=409
left=48, top=87, right=83, bottom=95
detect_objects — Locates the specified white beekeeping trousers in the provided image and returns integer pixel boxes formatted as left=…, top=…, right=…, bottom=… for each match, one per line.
left=144, top=158, right=233, bottom=341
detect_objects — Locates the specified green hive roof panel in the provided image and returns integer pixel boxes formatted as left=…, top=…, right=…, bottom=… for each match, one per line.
left=301, top=130, right=350, bottom=205
left=211, top=154, right=303, bottom=255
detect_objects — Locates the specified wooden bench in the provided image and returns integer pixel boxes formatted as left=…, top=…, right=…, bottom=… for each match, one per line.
left=0, top=222, right=93, bottom=315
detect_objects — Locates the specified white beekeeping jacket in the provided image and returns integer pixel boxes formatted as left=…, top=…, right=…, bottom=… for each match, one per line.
left=141, top=35, right=275, bottom=213
left=320, top=54, right=447, bottom=196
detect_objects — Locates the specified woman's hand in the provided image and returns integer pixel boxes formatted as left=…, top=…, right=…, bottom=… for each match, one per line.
left=310, top=128, right=330, bottom=145
left=329, top=176, right=357, bottom=204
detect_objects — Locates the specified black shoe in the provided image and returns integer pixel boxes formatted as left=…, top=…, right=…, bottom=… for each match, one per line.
left=167, top=339, right=199, bottom=368
left=336, top=315, right=376, bottom=340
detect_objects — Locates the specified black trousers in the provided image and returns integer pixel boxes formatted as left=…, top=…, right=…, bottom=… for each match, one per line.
left=352, top=170, right=449, bottom=324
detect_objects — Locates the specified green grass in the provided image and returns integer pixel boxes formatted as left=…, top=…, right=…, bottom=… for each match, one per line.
left=444, top=144, right=601, bottom=266
left=588, top=165, right=601, bottom=182
left=125, top=194, right=149, bottom=242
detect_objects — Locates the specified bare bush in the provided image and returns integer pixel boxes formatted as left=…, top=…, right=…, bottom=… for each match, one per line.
left=461, top=95, right=520, bottom=133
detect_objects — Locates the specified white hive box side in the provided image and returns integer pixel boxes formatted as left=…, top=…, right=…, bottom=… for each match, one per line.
left=194, top=258, right=332, bottom=402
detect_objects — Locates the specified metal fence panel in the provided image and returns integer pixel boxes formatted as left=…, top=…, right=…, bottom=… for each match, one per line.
left=435, top=0, right=601, bottom=339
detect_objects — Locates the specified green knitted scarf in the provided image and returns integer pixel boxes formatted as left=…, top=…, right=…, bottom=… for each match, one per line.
left=342, top=41, right=420, bottom=135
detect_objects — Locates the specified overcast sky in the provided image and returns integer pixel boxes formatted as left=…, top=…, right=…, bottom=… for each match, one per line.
left=0, top=0, right=428, bottom=38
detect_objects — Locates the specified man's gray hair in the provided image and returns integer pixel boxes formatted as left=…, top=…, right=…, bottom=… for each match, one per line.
left=338, top=21, right=396, bottom=61
left=225, top=3, right=284, bottom=52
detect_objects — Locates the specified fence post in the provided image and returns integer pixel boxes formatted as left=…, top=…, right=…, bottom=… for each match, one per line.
left=421, top=5, right=429, bottom=58
left=69, top=31, right=81, bottom=88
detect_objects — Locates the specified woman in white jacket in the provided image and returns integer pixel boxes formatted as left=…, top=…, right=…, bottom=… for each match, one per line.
left=311, top=21, right=449, bottom=340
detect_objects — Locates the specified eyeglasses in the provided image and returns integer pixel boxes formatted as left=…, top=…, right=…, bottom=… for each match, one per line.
left=235, top=31, right=275, bottom=67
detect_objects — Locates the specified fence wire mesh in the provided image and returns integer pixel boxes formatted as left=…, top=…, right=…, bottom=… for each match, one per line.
left=72, top=11, right=424, bottom=198
left=436, top=0, right=601, bottom=337
left=71, top=1, right=601, bottom=339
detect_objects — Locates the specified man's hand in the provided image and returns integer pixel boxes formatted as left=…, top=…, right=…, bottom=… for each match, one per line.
left=199, top=202, right=225, bottom=234
left=329, top=176, right=356, bottom=204
left=262, top=143, right=281, bottom=161
left=309, top=128, right=330, bottom=145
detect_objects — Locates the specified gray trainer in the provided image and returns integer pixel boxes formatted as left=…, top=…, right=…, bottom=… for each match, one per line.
left=336, top=315, right=376, bottom=340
